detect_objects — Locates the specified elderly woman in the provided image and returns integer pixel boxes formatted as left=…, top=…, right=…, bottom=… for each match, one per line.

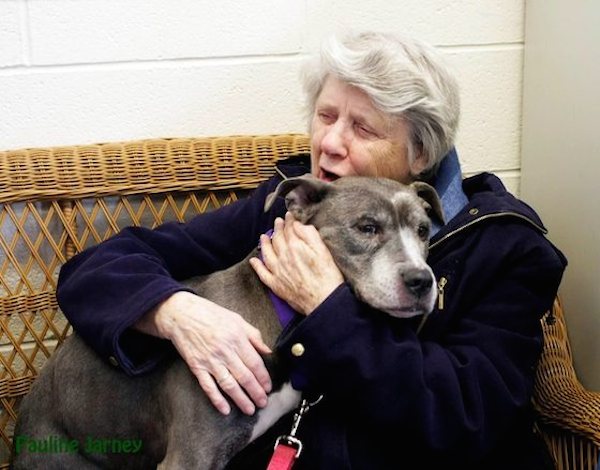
left=57, top=31, right=565, bottom=469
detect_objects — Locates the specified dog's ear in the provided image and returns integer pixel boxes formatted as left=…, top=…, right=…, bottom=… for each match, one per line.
left=264, top=174, right=332, bottom=222
left=410, top=181, right=445, bottom=224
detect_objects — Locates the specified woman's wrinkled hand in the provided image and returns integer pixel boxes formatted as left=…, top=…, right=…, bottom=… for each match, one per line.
left=249, top=212, right=344, bottom=315
left=135, top=291, right=272, bottom=416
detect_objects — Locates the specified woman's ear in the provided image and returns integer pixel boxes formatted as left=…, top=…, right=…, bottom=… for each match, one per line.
left=410, top=151, right=429, bottom=176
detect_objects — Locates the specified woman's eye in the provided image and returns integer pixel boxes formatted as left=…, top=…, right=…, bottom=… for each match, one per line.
left=357, top=224, right=380, bottom=235
left=417, top=224, right=429, bottom=240
left=318, top=112, right=335, bottom=124
left=356, top=124, right=375, bottom=137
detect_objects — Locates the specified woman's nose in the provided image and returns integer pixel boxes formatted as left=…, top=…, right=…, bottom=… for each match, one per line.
left=321, top=121, right=348, bottom=158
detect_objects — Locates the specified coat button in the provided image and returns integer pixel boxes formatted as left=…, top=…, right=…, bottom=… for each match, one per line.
left=108, top=356, right=119, bottom=367
left=469, top=208, right=479, bottom=215
left=291, top=343, right=305, bottom=357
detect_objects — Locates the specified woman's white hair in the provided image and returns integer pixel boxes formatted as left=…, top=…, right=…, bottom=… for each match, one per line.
left=302, top=31, right=460, bottom=177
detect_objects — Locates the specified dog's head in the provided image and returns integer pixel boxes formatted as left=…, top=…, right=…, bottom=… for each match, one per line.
left=265, top=175, right=443, bottom=318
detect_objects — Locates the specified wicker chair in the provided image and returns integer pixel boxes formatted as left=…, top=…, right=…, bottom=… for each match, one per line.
left=534, top=299, right=600, bottom=470
left=0, top=135, right=598, bottom=469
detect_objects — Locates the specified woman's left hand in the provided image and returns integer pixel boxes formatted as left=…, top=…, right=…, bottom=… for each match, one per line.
left=249, top=212, right=344, bottom=315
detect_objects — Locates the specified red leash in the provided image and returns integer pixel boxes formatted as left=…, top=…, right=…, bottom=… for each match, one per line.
left=266, top=439, right=300, bottom=470
left=266, top=395, right=323, bottom=470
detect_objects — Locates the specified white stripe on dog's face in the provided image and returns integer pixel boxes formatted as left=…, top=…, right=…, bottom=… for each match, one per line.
left=399, top=226, right=427, bottom=268
left=359, top=227, right=436, bottom=318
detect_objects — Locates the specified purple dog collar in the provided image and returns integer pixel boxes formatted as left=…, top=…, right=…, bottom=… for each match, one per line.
left=259, top=230, right=299, bottom=329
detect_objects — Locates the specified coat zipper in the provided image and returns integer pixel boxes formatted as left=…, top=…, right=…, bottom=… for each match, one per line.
left=437, top=277, right=447, bottom=310
left=429, top=212, right=547, bottom=251
left=427, top=212, right=545, bottom=321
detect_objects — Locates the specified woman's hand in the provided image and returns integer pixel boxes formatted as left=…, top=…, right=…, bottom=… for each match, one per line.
left=249, top=212, right=344, bottom=315
left=134, top=292, right=272, bottom=416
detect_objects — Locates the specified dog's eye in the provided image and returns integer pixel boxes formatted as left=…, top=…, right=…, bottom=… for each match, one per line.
left=357, top=223, right=380, bottom=235
left=417, top=224, right=429, bottom=240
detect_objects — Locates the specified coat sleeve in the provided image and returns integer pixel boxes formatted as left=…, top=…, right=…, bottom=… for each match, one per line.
left=276, top=222, right=566, bottom=457
left=56, top=177, right=284, bottom=374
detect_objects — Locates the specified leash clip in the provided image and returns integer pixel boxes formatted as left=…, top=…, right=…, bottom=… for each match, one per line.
left=271, top=394, right=323, bottom=460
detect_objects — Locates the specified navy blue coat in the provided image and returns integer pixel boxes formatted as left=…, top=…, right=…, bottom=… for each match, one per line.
left=57, top=156, right=566, bottom=469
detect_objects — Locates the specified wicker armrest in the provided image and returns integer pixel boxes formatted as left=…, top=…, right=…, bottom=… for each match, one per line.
left=533, top=298, right=600, bottom=469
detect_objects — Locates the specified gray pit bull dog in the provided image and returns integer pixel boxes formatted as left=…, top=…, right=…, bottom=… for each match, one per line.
left=12, top=175, right=444, bottom=469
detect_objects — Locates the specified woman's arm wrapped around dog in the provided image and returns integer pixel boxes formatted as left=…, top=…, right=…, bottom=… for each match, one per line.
left=56, top=175, right=289, bottom=413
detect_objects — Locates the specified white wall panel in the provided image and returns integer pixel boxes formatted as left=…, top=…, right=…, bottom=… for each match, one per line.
left=305, top=0, right=523, bottom=50
left=0, top=0, right=24, bottom=67
left=448, top=47, right=523, bottom=174
left=28, top=0, right=304, bottom=65
left=1, top=59, right=306, bottom=149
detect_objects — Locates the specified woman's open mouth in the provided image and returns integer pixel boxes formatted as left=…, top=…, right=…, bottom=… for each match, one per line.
left=319, top=168, right=340, bottom=182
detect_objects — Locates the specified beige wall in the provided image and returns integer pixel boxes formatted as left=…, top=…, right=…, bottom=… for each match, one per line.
left=521, top=2, right=600, bottom=390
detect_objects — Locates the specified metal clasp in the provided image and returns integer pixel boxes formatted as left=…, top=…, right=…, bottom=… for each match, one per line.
left=273, top=395, right=323, bottom=458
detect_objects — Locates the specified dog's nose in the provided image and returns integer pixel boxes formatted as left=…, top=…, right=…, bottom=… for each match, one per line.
left=402, top=268, right=433, bottom=297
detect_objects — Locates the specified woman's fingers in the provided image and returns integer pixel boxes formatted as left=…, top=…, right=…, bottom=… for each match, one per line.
left=197, top=369, right=232, bottom=415
left=242, top=322, right=274, bottom=390
left=251, top=213, right=344, bottom=315
left=194, top=342, right=269, bottom=416
left=154, top=292, right=273, bottom=416
left=211, top=362, right=257, bottom=416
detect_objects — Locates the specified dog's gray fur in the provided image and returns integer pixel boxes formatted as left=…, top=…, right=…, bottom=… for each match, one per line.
left=12, top=175, right=443, bottom=469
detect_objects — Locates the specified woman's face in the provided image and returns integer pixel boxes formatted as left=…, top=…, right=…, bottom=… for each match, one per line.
left=310, top=76, right=426, bottom=183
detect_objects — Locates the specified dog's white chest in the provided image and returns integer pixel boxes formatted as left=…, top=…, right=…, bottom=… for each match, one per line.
left=249, top=382, right=301, bottom=442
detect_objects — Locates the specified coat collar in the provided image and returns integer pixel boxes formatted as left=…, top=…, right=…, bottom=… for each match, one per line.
left=429, top=148, right=468, bottom=236
left=430, top=172, right=548, bottom=248
left=275, top=155, right=548, bottom=243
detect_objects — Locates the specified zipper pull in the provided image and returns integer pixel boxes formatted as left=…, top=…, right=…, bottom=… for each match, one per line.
left=437, top=277, right=447, bottom=310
